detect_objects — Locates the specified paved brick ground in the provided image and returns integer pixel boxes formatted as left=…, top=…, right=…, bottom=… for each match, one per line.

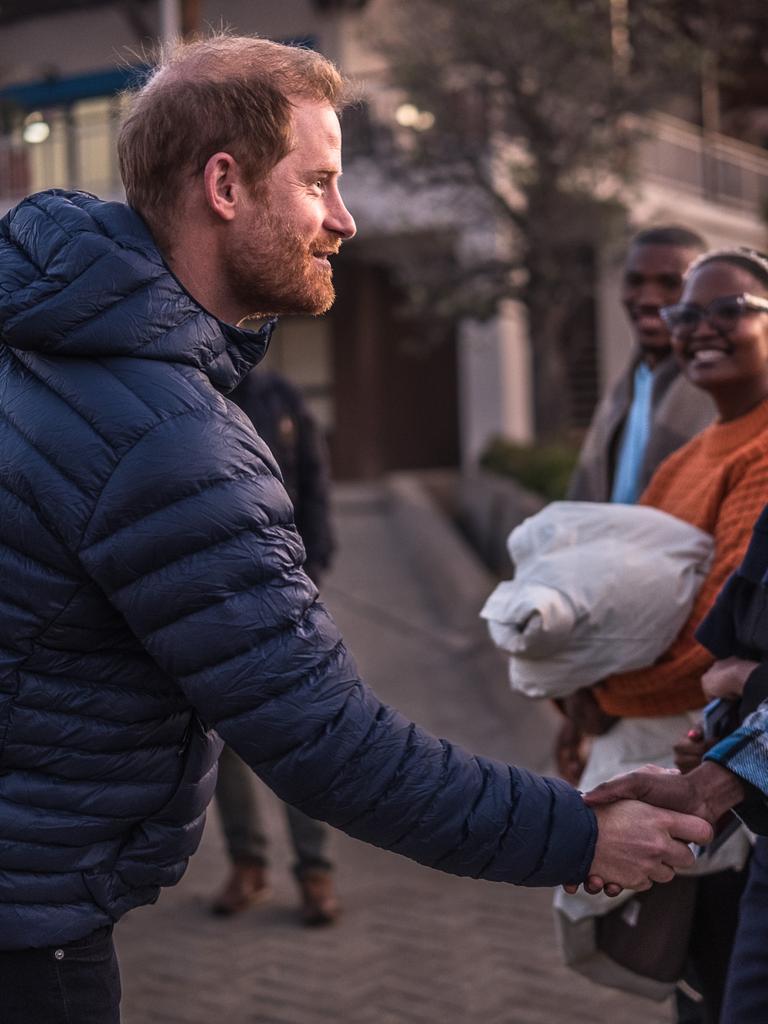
left=116, top=484, right=674, bottom=1024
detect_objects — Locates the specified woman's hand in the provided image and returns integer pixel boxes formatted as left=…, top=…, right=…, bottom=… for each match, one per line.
left=673, top=725, right=715, bottom=774
left=562, top=687, right=618, bottom=736
left=701, top=657, right=759, bottom=701
left=554, top=719, right=587, bottom=785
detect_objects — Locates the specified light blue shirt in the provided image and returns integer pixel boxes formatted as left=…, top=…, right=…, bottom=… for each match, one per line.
left=610, top=361, right=654, bottom=504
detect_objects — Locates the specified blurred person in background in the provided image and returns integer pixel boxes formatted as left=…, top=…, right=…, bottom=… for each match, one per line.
left=568, top=247, right=768, bottom=1021
left=211, top=368, right=339, bottom=925
left=567, top=225, right=711, bottom=507
left=0, top=34, right=713, bottom=1023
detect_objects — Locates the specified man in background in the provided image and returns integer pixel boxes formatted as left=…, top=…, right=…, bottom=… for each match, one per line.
left=568, top=225, right=712, bottom=504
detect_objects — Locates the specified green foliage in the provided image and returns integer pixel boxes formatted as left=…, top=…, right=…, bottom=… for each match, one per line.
left=479, top=436, right=579, bottom=501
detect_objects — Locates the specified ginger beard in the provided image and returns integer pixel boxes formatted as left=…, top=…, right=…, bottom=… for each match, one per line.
left=225, top=199, right=340, bottom=319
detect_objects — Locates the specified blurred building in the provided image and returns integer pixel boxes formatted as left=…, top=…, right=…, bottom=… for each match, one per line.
left=1, top=0, right=767, bottom=476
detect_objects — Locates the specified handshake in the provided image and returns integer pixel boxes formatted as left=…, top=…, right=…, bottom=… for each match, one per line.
left=571, top=760, right=745, bottom=896
left=562, top=656, right=756, bottom=894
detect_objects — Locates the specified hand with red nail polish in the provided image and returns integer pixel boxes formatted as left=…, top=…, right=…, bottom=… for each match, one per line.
left=674, top=725, right=711, bottom=774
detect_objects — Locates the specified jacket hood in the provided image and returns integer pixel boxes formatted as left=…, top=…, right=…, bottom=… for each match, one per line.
left=0, top=189, right=273, bottom=392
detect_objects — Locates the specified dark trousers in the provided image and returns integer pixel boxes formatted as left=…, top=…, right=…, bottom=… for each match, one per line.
left=216, top=744, right=332, bottom=876
left=0, top=925, right=121, bottom=1024
left=676, top=863, right=749, bottom=1024
left=721, top=837, right=768, bottom=1023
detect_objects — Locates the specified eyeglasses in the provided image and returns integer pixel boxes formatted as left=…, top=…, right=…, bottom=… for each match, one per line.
left=660, top=293, right=768, bottom=338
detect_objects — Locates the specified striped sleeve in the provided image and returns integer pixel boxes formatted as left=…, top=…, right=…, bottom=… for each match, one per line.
left=705, top=702, right=768, bottom=835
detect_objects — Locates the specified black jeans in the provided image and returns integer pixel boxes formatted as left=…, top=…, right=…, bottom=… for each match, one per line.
left=721, top=836, right=768, bottom=1023
left=0, top=925, right=121, bottom=1024
left=677, top=863, right=750, bottom=1024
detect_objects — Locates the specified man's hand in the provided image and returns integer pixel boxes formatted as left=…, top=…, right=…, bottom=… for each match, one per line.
left=583, top=761, right=745, bottom=825
left=584, top=799, right=712, bottom=892
left=702, top=657, right=759, bottom=701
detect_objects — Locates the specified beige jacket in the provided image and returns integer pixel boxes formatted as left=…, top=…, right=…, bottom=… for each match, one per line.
left=568, top=352, right=715, bottom=502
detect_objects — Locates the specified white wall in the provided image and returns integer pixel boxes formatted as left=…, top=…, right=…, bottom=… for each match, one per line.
left=458, top=301, right=533, bottom=465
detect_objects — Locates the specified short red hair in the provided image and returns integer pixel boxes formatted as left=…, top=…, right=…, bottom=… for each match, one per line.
left=118, top=35, right=349, bottom=244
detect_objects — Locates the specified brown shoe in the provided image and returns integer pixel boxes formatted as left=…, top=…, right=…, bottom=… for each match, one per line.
left=210, top=861, right=270, bottom=916
left=297, top=869, right=340, bottom=927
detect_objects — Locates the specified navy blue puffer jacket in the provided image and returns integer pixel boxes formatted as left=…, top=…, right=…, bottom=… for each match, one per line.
left=0, top=191, right=597, bottom=949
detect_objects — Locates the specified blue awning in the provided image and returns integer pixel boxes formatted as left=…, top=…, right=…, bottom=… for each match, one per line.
left=0, top=65, right=150, bottom=110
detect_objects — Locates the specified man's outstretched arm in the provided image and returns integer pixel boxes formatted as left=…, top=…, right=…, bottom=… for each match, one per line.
left=77, top=409, right=713, bottom=892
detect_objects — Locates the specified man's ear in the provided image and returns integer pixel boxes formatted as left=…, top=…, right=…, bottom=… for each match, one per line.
left=202, top=152, right=242, bottom=223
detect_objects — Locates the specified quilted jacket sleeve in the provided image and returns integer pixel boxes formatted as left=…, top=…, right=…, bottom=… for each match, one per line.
left=77, top=407, right=597, bottom=887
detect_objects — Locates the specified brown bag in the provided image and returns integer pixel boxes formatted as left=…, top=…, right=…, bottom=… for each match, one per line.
left=595, top=875, right=698, bottom=983
left=554, top=875, right=699, bottom=1001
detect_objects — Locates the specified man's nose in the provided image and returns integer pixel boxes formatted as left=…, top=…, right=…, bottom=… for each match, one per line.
left=636, top=283, right=665, bottom=307
left=326, top=192, right=356, bottom=240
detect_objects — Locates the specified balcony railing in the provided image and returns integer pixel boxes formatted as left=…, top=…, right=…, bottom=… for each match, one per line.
left=639, top=113, right=768, bottom=213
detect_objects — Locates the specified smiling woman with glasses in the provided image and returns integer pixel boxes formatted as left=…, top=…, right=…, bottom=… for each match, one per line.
left=662, top=292, right=768, bottom=339
left=657, top=248, right=768, bottom=423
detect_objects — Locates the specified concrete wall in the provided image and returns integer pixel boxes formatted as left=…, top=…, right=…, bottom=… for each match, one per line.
left=458, top=302, right=533, bottom=467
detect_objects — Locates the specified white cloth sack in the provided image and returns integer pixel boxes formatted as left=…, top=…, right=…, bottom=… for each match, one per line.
left=480, top=502, right=714, bottom=698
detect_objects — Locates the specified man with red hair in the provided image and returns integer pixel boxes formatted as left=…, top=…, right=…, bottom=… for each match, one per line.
left=0, top=35, right=711, bottom=1021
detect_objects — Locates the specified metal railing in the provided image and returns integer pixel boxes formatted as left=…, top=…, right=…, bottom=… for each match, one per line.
left=638, top=113, right=768, bottom=213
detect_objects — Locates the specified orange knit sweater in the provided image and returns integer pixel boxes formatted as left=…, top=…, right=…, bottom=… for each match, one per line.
left=596, top=399, right=768, bottom=717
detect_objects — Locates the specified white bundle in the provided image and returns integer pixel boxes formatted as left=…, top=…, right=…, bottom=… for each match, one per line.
left=480, top=501, right=713, bottom=698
